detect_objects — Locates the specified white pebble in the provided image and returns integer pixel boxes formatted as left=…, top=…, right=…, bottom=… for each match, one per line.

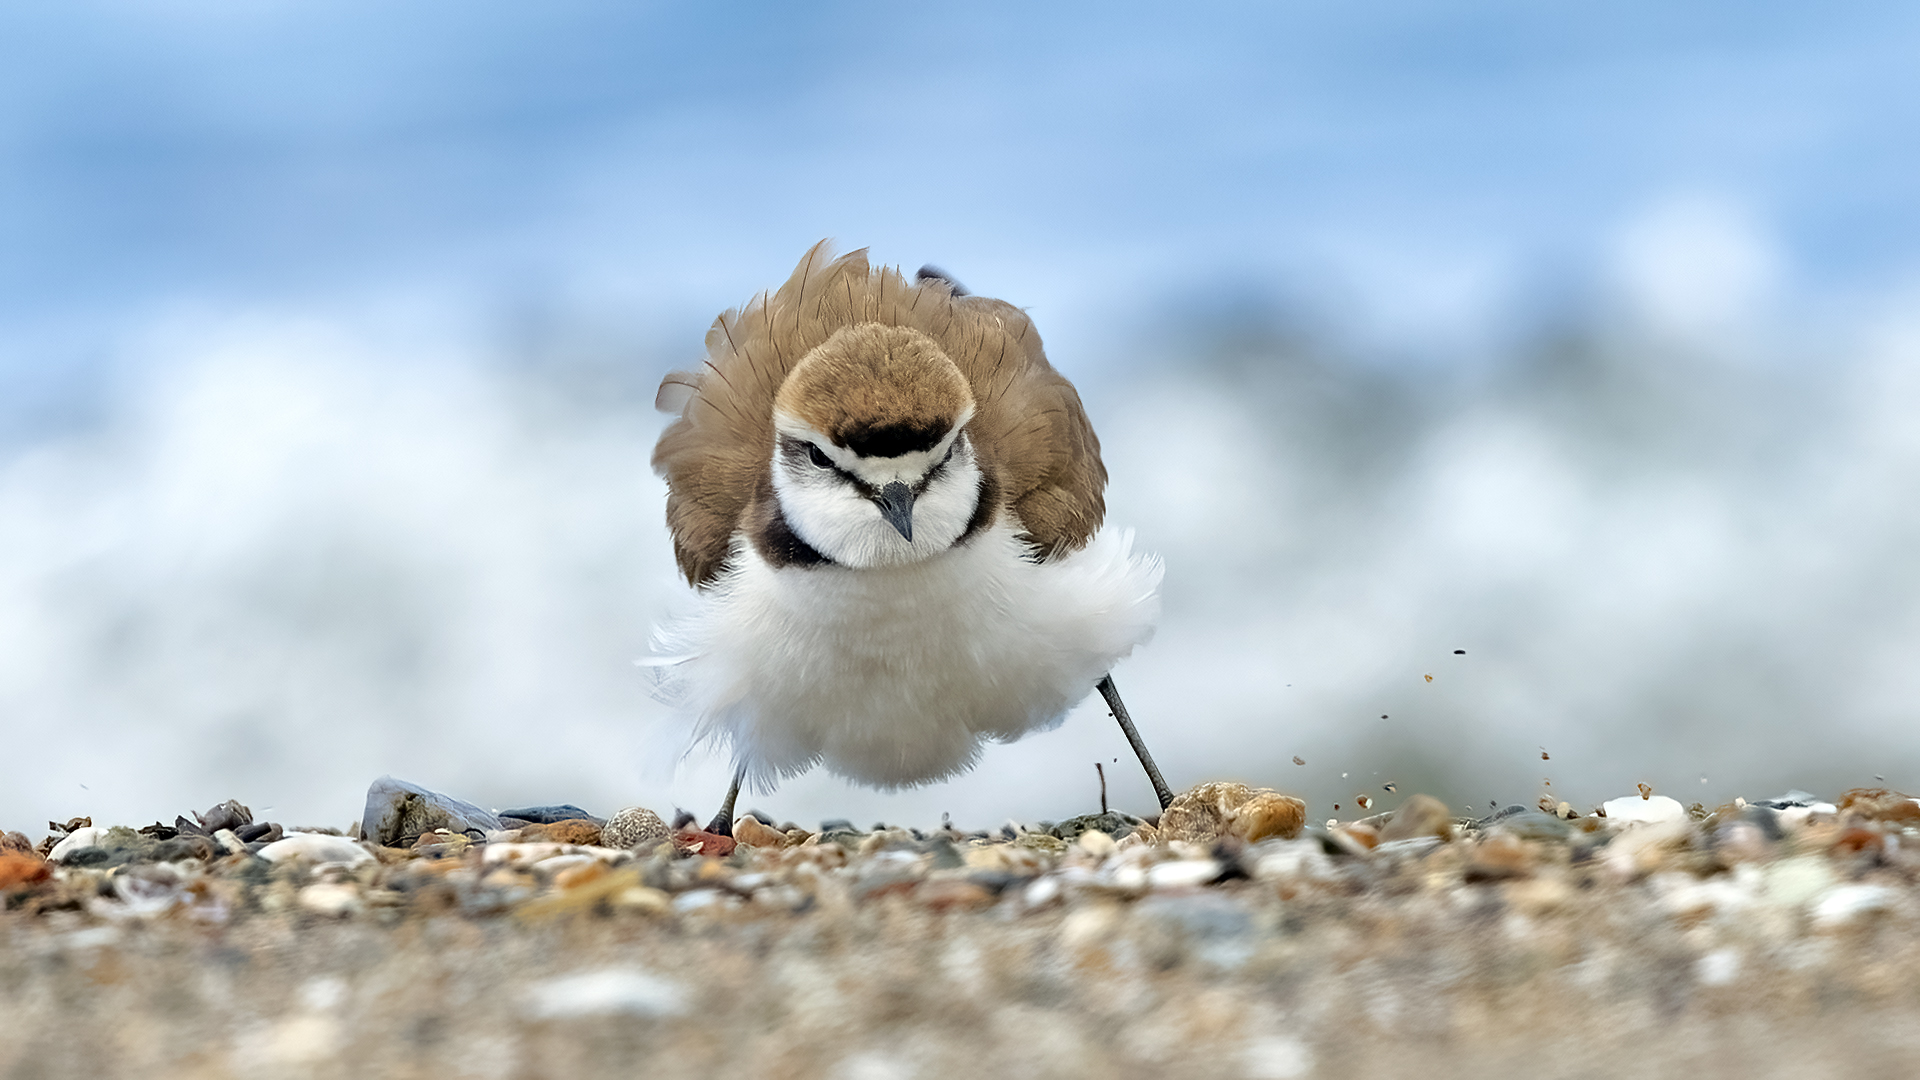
left=526, top=969, right=687, bottom=1019
left=834, top=1050, right=916, bottom=1080
left=484, top=842, right=631, bottom=868
left=1696, top=947, right=1743, bottom=986
left=299, top=976, right=347, bottom=1012
left=296, top=883, right=363, bottom=917
left=1601, top=794, right=1686, bottom=825
left=1075, top=830, right=1116, bottom=858
left=47, top=827, right=107, bottom=863
left=528, top=853, right=598, bottom=879
left=671, top=888, right=727, bottom=914
left=258, top=833, right=374, bottom=868
left=1760, top=856, right=1837, bottom=908
left=56, top=926, right=122, bottom=951
left=1023, top=876, right=1063, bottom=908
left=1146, top=859, right=1221, bottom=890
left=1242, top=1034, right=1315, bottom=1079
left=1811, top=884, right=1897, bottom=927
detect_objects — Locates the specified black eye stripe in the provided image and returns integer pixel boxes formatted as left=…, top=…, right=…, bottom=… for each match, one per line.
left=784, top=438, right=864, bottom=490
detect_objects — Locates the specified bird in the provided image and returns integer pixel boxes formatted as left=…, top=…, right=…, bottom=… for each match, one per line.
left=646, top=242, right=1170, bottom=835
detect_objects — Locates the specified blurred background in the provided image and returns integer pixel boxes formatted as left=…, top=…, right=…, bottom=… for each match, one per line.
left=4, top=2, right=1920, bottom=835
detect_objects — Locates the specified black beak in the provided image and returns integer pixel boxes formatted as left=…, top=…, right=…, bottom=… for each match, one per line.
left=876, top=481, right=914, bottom=541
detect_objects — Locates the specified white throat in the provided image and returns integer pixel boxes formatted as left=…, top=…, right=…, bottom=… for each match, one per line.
left=769, top=423, right=984, bottom=570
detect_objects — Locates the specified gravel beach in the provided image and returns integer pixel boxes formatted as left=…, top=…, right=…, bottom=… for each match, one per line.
left=5, top=782, right=1920, bottom=1079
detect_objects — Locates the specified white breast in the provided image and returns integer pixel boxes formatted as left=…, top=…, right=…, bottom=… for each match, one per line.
left=647, top=523, right=1162, bottom=788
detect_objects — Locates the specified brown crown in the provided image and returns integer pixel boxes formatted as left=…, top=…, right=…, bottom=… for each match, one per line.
left=774, top=324, right=975, bottom=455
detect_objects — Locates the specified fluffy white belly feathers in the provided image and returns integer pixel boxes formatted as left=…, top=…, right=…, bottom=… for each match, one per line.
left=647, top=244, right=1170, bottom=830
left=651, top=523, right=1161, bottom=788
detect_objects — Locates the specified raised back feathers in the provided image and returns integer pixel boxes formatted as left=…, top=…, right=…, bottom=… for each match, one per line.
left=653, top=242, right=1107, bottom=587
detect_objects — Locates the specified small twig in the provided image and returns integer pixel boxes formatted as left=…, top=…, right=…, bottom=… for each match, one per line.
left=1096, top=763, right=1108, bottom=815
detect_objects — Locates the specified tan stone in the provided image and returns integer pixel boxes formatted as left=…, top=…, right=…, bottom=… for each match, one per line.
left=411, top=830, right=470, bottom=857
left=1838, top=788, right=1920, bottom=824
left=1378, top=794, right=1455, bottom=843
left=554, top=861, right=610, bottom=891
left=1232, top=791, right=1308, bottom=843
left=1466, top=832, right=1534, bottom=879
left=731, top=815, right=788, bottom=848
left=916, top=879, right=995, bottom=910
left=519, top=819, right=603, bottom=846
left=1156, top=782, right=1307, bottom=845
left=1331, top=822, right=1380, bottom=852
left=0, top=853, right=49, bottom=889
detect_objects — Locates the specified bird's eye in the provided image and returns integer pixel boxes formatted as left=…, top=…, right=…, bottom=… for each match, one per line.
left=807, top=444, right=834, bottom=469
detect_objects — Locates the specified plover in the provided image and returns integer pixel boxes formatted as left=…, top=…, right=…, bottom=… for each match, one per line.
left=648, top=243, right=1170, bottom=834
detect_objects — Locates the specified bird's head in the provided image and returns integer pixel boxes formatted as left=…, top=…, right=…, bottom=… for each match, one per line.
left=770, top=323, right=984, bottom=569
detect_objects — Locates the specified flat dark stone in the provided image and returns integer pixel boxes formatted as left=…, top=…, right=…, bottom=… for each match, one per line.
left=496, top=805, right=603, bottom=826
left=62, top=846, right=112, bottom=867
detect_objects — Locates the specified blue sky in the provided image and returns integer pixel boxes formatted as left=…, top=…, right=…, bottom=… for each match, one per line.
left=3, top=2, right=1916, bottom=386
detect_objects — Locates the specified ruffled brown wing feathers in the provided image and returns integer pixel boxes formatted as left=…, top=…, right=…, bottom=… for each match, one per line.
left=653, top=242, right=1106, bottom=586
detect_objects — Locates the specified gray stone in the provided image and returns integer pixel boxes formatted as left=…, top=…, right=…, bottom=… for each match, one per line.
left=359, top=776, right=502, bottom=848
left=601, top=807, right=669, bottom=851
left=1050, top=811, right=1146, bottom=841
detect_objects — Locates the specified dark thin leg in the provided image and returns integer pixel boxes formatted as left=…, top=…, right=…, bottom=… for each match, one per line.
left=1097, top=675, right=1174, bottom=810
left=705, top=762, right=746, bottom=837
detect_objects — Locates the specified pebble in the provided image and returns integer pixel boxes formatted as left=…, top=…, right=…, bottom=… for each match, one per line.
left=600, top=807, right=670, bottom=851
left=297, top=883, right=365, bottom=917
left=1377, top=794, right=1455, bottom=842
left=359, top=775, right=502, bottom=847
left=259, top=833, right=375, bottom=868
left=47, top=826, right=108, bottom=863
left=673, top=829, right=736, bottom=858
left=517, top=820, right=603, bottom=846
left=1158, top=782, right=1306, bottom=845
left=498, top=804, right=603, bottom=826
left=1146, top=858, right=1222, bottom=890
left=525, top=969, right=688, bottom=1019
left=1760, top=855, right=1838, bottom=907
left=731, top=815, right=788, bottom=848
left=1601, top=794, right=1687, bottom=825
left=1075, top=829, right=1117, bottom=859
left=1810, top=883, right=1897, bottom=927
left=1836, top=787, right=1920, bottom=823
left=1241, top=1035, right=1315, bottom=1080
left=1696, top=947, right=1744, bottom=986
left=0, top=852, right=51, bottom=889
left=411, top=830, right=472, bottom=857
left=1051, top=811, right=1146, bottom=841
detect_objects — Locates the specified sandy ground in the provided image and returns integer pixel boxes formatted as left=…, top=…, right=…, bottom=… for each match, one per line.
left=5, top=787, right=1920, bottom=1080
